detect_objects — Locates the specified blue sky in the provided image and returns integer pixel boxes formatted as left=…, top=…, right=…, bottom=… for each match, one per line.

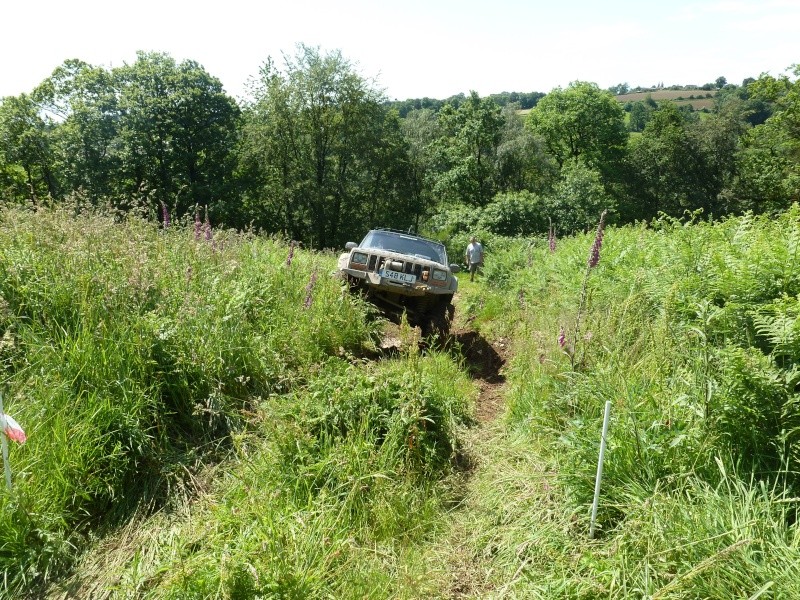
left=2, top=0, right=797, bottom=102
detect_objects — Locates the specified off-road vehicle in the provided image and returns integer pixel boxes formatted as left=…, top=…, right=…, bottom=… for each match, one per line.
left=336, top=229, right=460, bottom=335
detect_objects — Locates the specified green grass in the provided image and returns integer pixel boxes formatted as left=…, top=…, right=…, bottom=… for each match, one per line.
left=5, top=202, right=800, bottom=598
left=409, top=208, right=800, bottom=598
left=0, top=204, right=383, bottom=595
left=56, top=345, right=476, bottom=598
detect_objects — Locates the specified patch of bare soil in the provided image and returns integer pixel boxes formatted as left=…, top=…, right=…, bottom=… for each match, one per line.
left=451, top=328, right=508, bottom=423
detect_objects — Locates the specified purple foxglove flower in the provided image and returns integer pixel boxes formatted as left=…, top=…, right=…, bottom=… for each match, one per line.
left=204, top=208, right=213, bottom=242
left=548, top=224, right=556, bottom=253
left=558, top=326, right=566, bottom=348
left=587, top=210, right=607, bottom=268
left=194, top=207, right=202, bottom=240
left=286, top=241, right=295, bottom=267
left=160, top=201, right=170, bottom=229
left=303, top=269, right=318, bottom=309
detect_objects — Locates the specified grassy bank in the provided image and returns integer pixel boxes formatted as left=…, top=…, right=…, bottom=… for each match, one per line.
left=6, top=202, right=800, bottom=598
left=420, top=208, right=800, bottom=597
left=1, top=205, right=477, bottom=596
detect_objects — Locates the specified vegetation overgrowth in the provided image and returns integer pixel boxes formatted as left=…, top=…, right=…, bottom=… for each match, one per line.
left=2, top=38, right=799, bottom=600
left=427, top=207, right=800, bottom=597
left=1, top=204, right=477, bottom=596
left=4, top=201, right=800, bottom=597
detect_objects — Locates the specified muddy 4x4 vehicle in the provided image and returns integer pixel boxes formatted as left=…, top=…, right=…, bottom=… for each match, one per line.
left=337, top=229, right=460, bottom=335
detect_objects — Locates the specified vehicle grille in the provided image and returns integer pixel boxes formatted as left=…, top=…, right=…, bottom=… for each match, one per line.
left=366, top=254, right=423, bottom=278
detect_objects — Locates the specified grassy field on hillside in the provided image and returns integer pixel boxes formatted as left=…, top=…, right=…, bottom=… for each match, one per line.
left=616, top=89, right=717, bottom=110
left=519, top=88, right=717, bottom=118
left=4, top=203, right=800, bottom=598
left=426, top=208, right=800, bottom=597
left=0, top=204, right=476, bottom=597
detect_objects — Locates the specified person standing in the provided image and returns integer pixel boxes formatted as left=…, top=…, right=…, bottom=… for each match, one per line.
left=464, top=236, right=484, bottom=282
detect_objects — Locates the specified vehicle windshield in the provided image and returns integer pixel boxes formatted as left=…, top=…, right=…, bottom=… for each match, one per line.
left=360, top=231, right=448, bottom=265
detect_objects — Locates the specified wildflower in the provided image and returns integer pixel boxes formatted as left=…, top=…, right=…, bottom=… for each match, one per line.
left=160, top=201, right=170, bottom=229
left=194, top=206, right=202, bottom=240
left=548, top=221, right=556, bottom=253
left=204, top=207, right=213, bottom=243
left=303, top=269, right=318, bottom=309
left=588, top=210, right=607, bottom=268
left=286, top=241, right=295, bottom=267
left=558, top=326, right=566, bottom=348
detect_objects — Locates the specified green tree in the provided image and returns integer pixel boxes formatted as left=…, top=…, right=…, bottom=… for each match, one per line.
left=239, top=45, right=413, bottom=247
left=0, top=94, right=58, bottom=204
left=114, top=52, right=240, bottom=219
left=628, top=100, right=652, bottom=132
left=626, top=103, right=718, bottom=218
left=401, top=108, right=443, bottom=230
left=477, top=190, right=546, bottom=236
left=608, top=82, right=630, bottom=95
left=730, top=65, right=800, bottom=212
left=495, top=103, right=556, bottom=194
left=433, top=91, right=505, bottom=206
left=525, top=81, right=627, bottom=185
left=33, top=59, right=121, bottom=203
left=545, top=161, right=613, bottom=233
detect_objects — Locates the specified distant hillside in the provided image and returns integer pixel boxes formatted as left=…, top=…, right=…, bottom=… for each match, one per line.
left=615, top=89, right=718, bottom=111
left=517, top=88, right=719, bottom=117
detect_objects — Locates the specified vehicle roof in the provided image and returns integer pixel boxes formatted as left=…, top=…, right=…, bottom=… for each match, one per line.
left=368, top=228, right=444, bottom=245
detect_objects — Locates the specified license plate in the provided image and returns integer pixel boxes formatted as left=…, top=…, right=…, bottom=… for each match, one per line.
left=381, top=269, right=416, bottom=284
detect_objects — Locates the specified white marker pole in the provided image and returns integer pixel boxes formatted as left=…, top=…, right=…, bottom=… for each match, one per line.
left=589, top=400, right=612, bottom=539
left=0, top=391, right=11, bottom=491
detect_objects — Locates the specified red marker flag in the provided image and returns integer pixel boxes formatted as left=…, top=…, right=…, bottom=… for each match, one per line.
left=2, top=413, right=26, bottom=444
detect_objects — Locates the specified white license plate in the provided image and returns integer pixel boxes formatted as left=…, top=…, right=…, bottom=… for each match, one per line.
left=381, top=269, right=416, bottom=284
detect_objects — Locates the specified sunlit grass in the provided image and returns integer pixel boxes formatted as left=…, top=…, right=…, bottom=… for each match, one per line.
left=0, top=204, right=385, bottom=595
left=6, top=202, right=800, bottom=597
left=414, top=207, right=800, bottom=598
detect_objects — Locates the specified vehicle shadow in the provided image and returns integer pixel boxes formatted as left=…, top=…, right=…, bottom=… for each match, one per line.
left=444, top=329, right=505, bottom=384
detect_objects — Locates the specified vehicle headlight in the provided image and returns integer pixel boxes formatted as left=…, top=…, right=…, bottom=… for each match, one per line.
left=350, top=252, right=368, bottom=265
left=432, top=269, right=447, bottom=281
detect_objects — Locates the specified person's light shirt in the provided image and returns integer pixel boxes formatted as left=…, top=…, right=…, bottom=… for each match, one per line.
left=466, top=242, right=483, bottom=264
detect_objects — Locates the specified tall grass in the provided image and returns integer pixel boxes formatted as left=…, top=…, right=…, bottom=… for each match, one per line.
left=426, top=207, right=800, bottom=597
left=51, top=336, right=475, bottom=598
left=8, top=201, right=800, bottom=597
left=0, top=204, right=381, bottom=595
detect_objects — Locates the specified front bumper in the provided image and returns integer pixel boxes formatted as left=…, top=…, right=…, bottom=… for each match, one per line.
left=340, top=268, right=453, bottom=297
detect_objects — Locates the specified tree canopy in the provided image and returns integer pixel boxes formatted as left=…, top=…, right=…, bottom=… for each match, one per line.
left=1, top=50, right=798, bottom=244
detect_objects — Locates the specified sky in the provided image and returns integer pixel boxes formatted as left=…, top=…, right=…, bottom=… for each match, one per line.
left=1, top=0, right=798, bottom=103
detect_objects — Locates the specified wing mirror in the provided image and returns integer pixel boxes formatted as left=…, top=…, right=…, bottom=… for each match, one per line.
left=345, top=242, right=357, bottom=250
left=449, top=264, right=461, bottom=273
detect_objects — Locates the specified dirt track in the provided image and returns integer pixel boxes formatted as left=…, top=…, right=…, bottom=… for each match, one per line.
left=376, top=317, right=509, bottom=424
left=451, top=327, right=508, bottom=422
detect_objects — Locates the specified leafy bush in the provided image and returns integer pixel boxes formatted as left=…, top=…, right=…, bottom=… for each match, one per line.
left=545, top=161, right=616, bottom=234
left=476, top=190, right=546, bottom=237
